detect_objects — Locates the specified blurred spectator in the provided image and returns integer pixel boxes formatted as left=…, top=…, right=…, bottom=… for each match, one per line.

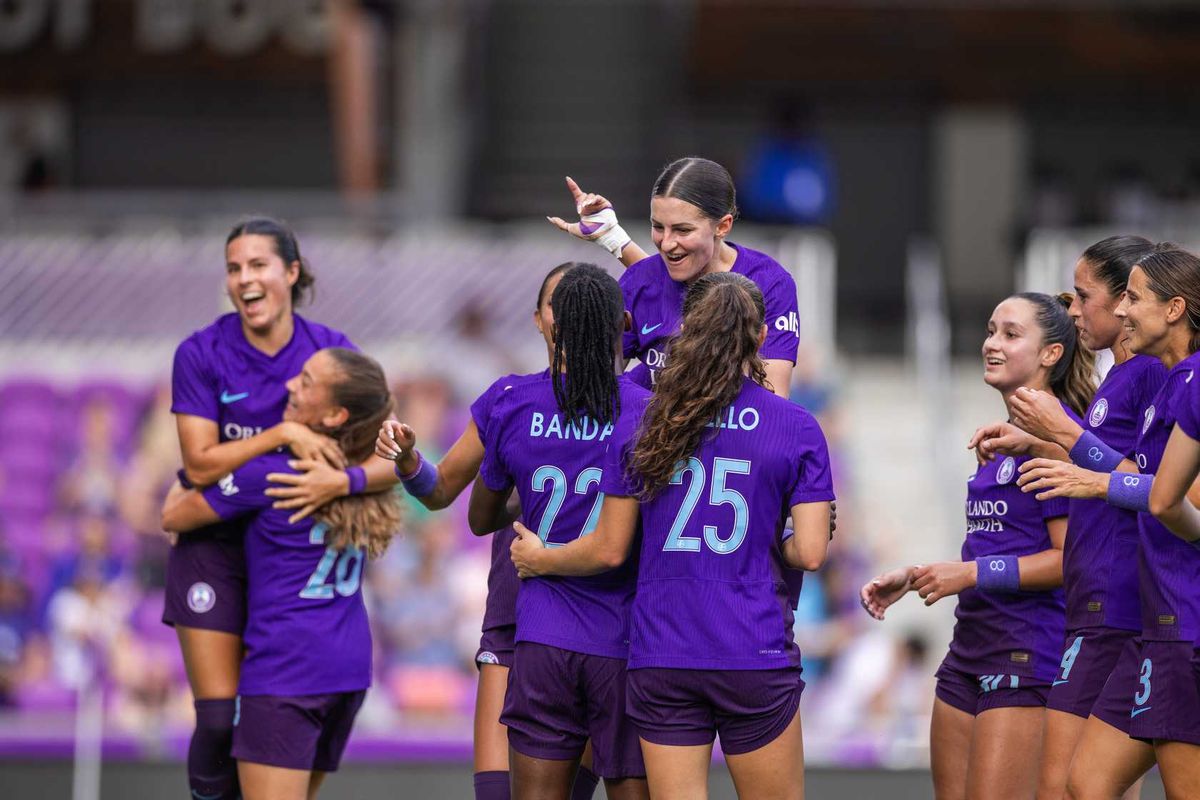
left=58, top=396, right=124, bottom=518
left=45, top=564, right=129, bottom=689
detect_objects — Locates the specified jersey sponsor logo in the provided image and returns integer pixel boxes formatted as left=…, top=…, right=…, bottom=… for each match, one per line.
left=774, top=311, right=799, bottom=335
left=220, top=390, right=250, bottom=404
left=965, top=498, right=1008, bottom=533
left=187, top=582, right=216, bottom=614
left=1143, top=405, right=1156, bottom=434
left=218, top=473, right=239, bottom=496
left=223, top=422, right=265, bottom=441
left=1089, top=397, right=1109, bottom=427
left=996, top=457, right=1016, bottom=485
left=640, top=322, right=664, bottom=335
left=643, top=347, right=667, bottom=369
left=529, top=412, right=614, bottom=441
left=476, top=651, right=500, bottom=665
left=705, top=405, right=761, bottom=432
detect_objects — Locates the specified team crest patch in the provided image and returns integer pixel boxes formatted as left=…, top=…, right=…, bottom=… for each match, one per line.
left=1143, top=405, right=1156, bottom=434
left=1089, top=398, right=1108, bottom=427
left=997, top=457, right=1016, bottom=485
left=476, top=651, right=500, bottom=665
left=188, top=582, right=216, bottom=614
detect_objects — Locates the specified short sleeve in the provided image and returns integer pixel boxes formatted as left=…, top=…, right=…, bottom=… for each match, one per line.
left=1040, top=496, right=1070, bottom=521
left=599, top=395, right=648, bottom=497
left=470, top=376, right=513, bottom=440
left=760, top=269, right=800, bottom=363
left=1174, top=372, right=1200, bottom=441
left=171, top=336, right=219, bottom=421
left=200, top=457, right=275, bottom=520
left=477, top=395, right=514, bottom=493
left=787, top=413, right=835, bottom=506
left=618, top=269, right=640, bottom=360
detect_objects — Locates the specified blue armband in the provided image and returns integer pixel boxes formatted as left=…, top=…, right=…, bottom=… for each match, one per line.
left=396, top=451, right=438, bottom=498
left=1107, top=471, right=1152, bottom=512
left=1069, top=431, right=1124, bottom=472
left=975, top=555, right=1020, bottom=593
left=345, top=466, right=367, bottom=496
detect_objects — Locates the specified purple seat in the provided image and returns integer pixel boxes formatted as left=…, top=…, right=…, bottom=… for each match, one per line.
left=0, top=379, right=60, bottom=410
left=0, top=441, right=61, bottom=479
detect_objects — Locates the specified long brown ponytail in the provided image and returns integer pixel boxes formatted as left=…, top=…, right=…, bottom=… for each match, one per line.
left=313, top=348, right=401, bottom=558
left=629, top=272, right=767, bottom=497
left=1013, top=292, right=1096, bottom=417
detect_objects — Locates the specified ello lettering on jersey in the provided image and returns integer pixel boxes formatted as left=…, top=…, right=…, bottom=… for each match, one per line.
left=529, top=413, right=614, bottom=442
left=705, top=406, right=761, bottom=432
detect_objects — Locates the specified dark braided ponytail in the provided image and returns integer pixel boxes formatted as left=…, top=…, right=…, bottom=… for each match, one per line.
left=549, top=263, right=625, bottom=429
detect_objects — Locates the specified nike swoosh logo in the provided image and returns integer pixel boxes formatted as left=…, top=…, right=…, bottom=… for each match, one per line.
left=220, top=390, right=249, bottom=404
left=1130, top=706, right=1152, bottom=718
left=1052, top=680, right=1069, bottom=686
left=641, top=323, right=663, bottom=335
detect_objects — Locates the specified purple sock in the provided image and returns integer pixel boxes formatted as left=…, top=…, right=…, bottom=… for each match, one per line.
left=474, top=770, right=510, bottom=800
left=189, top=698, right=240, bottom=800
left=572, top=765, right=600, bottom=800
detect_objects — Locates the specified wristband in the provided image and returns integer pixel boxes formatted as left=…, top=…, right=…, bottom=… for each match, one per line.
left=1069, top=431, right=1124, bottom=472
left=579, top=207, right=631, bottom=257
left=176, top=468, right=194, bottom=490
left=396, top=451, right=438, bottom=498
left=1107, top=471, right=1152, bottom=512
left=975, top=555, right=1020, bottom=593
left=345, top=466, right=367, bottom=496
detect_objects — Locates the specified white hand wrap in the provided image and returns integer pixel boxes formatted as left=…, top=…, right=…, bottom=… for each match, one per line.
left=579, top=207, right=631, bottom=257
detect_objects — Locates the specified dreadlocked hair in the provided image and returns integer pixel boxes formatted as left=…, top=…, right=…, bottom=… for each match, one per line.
left=311, top=348, right=401, bottom=559
left=550, top=263, right=625, bottom=429
left=1012, top=292, right=1096, bottom=418
left=630, top=272, right=767, bottom=498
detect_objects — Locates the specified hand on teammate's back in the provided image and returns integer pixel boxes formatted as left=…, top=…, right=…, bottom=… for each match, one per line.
left=265, top=459, right=349, bottom=524
left=1016, top=458, right=1107, bottom=501
left=509, top=522, right=547, bottom=579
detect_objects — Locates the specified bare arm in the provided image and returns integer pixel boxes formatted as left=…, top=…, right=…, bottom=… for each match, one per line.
left=467, top=474, right=518, bottom=536
left=160, top=481, right=222, bottom=532
left=782, top=501, right=832, bottom=571
left=762, top=359, right=793, bottom=399
left=177, top=414, right=345, bottom=487
left=1015, top=515, right=1067, bottom=590
left=1148, top=426, right=1200, bottom=542
left=510, top=495, right=640, bottom=577
left=378, top=420, right=487, bottom=510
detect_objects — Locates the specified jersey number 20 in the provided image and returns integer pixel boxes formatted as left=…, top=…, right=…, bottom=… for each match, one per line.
left=300, top=523, right=364, bottom=599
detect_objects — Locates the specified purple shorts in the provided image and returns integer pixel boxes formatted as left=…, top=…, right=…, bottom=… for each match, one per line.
left=1046, top=627, right=1135, bottom=719
left=476, top=625, right=516, bottom=670
left=502, top=642, right=644, bottom=779
left=1128, top=640, right=1200, bottom=746
left=1088, top=635, right=1141, bottom=734
left=232, top=691, right=366, bottom=772
left=161, top=532, right=246, bottom=635
left=625, top=667, right=804, bottom=756
left=934, top=658, right=1050, bottom=716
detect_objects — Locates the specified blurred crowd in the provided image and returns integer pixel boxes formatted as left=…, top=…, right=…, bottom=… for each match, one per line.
left=0, top=340, right=935, bottom=764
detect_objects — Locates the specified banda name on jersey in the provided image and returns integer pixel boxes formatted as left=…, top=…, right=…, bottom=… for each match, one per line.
left=529, top=412, right=614, bottom=441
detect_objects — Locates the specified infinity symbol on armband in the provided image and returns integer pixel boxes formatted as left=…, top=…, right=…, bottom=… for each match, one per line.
left=1088, top=447, right=1104, bottom=462
left=989, top=560, right=1006, bottom=572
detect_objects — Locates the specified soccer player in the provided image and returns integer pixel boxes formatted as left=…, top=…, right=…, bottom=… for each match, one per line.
left=374, top=263, right=604, bottom=800
left=1015, top=245, right=1200, bottom=798
left=861, top=292, right=1093, bottom=800
left=163, top=347, right=398, bottom=800
left=167, top=218, right=395, bottom=800
left=511, top=272, right=835, bottom=800
left=464, top=264, right=650, bottom=800
left=968, top=237, right=1162, bottom=799
left=546, top=157, right=800, bottom=396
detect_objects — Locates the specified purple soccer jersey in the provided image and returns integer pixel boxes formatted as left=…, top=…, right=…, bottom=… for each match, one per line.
left=945, top=404, right=1078, bottom=682
left=202, top=453, right=372, bottom=696
left=480, top=375, right=650, bottom=659
left=1135, top=351, right=1200, bottom=645
left=603, top=378, right=834, bottom=671
left=618, top=243, right=800, bottom=389
left=1065, top=355, right=1167, bottom=631
left=469, top=370, right=549, bottom=634
left=172, top=312, right=355, bottom=442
